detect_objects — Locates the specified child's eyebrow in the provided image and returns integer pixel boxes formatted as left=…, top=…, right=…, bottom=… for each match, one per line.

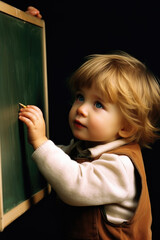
left=93, top=94, right=107, bottom=104
left=75, top=89, right=83, bottom=95
left=96, top=93, right=112, bottom=105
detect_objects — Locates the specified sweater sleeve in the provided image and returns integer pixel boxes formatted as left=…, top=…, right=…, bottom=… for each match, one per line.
left=32, top=140, right=136, bottom=206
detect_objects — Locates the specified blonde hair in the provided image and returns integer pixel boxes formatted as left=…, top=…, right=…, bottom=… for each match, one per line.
left=70, top=52, right=160, bottom=148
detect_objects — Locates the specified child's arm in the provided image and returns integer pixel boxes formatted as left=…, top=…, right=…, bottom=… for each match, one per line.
left=32, top=140, right=135, bottom=207
left=19, top=105, right=48, bottom=149
left=26, top=6, right=42, bottom=19
left=19, top=107, right=135, bottom=209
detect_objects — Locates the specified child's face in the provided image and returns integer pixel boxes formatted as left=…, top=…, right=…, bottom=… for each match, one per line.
left=69, top=84, right=124, bottom=143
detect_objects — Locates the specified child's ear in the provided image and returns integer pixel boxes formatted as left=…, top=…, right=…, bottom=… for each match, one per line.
left=119, top=122, right=137, bottom=138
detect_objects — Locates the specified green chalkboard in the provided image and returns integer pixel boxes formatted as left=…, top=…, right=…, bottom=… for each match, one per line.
left=0, top=2, right=49, bottom=231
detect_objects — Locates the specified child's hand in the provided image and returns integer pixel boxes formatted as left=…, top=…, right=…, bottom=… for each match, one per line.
left=19, top=105, right=48, bottom=149
left=26, top=6, right=42, bottom=19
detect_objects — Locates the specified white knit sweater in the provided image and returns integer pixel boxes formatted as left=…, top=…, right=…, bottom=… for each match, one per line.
left=32, top=139, right=137, bottom=224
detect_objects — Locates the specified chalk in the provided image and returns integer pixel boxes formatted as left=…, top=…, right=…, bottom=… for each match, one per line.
left=19, top=103, right=27, bottom=108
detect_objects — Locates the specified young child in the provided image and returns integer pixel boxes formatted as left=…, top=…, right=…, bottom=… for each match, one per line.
left=19, top=52, right=160, bottom=239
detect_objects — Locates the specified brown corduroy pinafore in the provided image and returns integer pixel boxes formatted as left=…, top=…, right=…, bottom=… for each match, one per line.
left=58, top=143, right=152, bottom=240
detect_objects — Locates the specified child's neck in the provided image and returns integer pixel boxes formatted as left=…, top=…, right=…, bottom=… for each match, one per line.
left=83, top=140, right=106, bottom=149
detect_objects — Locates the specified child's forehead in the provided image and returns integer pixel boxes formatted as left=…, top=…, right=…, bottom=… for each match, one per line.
left=76, top=82, right=101, bottom=92
left=76, top=83, right=100, bottom=93
left=71, top=71, right=118, bottom=103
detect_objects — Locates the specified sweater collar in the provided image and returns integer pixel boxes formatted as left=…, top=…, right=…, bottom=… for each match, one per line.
left=88, top=139, right=129, bottom=158
left=69, top=138, right=129, bottom=159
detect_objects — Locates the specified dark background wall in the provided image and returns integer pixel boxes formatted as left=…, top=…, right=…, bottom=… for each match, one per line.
left=1, top=1, right=160, bottom=239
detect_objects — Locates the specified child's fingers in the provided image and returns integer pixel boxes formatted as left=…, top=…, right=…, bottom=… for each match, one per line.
left=19, top=112, right=35, bottom=125
left=19, top=107, right=41, bottom=125
left=20, top=105, right=43, bottom=118
left=19, top=105, right=45, bottom=130
left=19, top=115, right=34, bottom=128
left=26, top=6, right=42, bottom=19
left=26, top=105, right=43, bottom=114
left=27, top=6, right=39, bottom=14
left=19, top=110, right=39, bottom=124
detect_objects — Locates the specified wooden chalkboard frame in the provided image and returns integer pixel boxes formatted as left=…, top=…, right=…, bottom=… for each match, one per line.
left=0, top=1, right=50, bottom=231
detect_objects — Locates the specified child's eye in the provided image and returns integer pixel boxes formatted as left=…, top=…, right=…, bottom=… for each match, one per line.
left=76, top=93, right=84, bottom=102
left=95, top=101, right=103, bottom=109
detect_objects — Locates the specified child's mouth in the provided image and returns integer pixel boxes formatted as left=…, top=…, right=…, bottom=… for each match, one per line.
left=74, top=120, right=86, bottom=128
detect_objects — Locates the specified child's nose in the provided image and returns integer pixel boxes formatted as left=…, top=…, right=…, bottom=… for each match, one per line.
left=77, top=103, right=88, bottom=117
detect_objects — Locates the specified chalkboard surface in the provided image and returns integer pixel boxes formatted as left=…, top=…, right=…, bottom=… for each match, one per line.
left=0, top=2, right=49, bottom=231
